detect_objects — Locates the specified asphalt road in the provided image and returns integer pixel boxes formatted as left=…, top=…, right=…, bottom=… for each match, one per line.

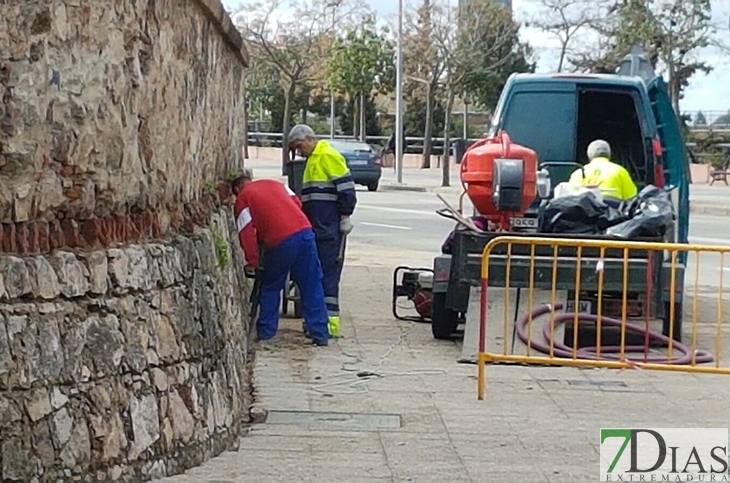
left=244, top=159, right=730, bottom=292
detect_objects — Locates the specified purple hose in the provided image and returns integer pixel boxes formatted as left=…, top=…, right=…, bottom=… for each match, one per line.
left=515, top=304, right=714, bottom=365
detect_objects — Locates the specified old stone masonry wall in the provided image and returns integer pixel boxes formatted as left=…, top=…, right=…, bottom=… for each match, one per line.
left=0, top=0, right=253, bottom=480
left=0, top=0, right=248, bottom=225
left=0, top=210, right=253, bottom=482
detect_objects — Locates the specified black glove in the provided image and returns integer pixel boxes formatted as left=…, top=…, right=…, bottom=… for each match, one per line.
left=244, top=266, right=257, bottom=279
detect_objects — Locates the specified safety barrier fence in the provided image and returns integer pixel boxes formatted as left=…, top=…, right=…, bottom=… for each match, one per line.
left=477, top=236, right=730, bottom=400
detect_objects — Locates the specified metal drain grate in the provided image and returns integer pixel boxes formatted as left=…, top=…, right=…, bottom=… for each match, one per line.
left=266, top=410, right=402, bottom=431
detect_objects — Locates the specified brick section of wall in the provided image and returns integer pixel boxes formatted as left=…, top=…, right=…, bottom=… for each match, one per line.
left=0, top=183, right=235, bottom=256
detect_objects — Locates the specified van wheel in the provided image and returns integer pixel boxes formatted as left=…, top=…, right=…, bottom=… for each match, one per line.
left=367, top=181, right=379, bottom=192
left=431, top=292, right=459, bottom=340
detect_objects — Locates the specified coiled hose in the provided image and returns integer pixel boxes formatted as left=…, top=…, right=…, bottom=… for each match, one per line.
left=516, top=303, right=714, bottom=365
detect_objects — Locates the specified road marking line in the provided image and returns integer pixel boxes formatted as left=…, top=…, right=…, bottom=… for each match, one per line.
left=357, top=205, right=436, bottom=216
left=360, top=222, right=412, bottom=230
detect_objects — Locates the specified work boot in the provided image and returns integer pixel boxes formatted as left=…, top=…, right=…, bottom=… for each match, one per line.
left=327, top=316, right=341, bottom=338
left=312, top=338, right=328, bottom=347
left=302, top=321, right=312, bottom=339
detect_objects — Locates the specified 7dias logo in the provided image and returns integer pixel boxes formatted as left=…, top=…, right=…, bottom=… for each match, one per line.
left=600, top=428, right=729, bottom=481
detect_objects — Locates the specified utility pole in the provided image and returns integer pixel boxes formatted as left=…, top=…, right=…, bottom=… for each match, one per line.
left=395, top=0, right=404, bottom=184
left=330, top=92, right=336, bottom=138
left=463, top=98, right=469, bottom=140
left=328, top=1, right=341, bottom=139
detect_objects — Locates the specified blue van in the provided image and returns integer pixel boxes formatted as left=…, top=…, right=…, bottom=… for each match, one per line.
left=429, top=47, right=691, bottom=341
left=486, top=47, right=690, bottom=245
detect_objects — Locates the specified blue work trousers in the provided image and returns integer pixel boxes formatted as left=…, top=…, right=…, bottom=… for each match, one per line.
left=258, top=229, right=329, bottom=342
left=316, top=233, right=344, bottom=319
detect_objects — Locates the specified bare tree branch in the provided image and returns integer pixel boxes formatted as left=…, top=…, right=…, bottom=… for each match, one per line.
left=236, top=0, right=365, bottom=165
left=529, top=0, right=608, bottom=72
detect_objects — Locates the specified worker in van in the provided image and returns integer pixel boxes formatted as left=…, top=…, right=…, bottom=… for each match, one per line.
left=569, top=139, right=638, bottom=204
left=232, top=169, right=330, bottom=347
left=288, top=124, right=357, bottom=339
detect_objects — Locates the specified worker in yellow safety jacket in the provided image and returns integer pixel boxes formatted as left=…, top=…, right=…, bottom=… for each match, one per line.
left=569, top=139, right=638, bottom=204
left=288, top=124, right=357, bottom=338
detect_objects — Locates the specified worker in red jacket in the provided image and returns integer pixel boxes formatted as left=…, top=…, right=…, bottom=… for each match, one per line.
left=231, top=169, right=329, bottom=346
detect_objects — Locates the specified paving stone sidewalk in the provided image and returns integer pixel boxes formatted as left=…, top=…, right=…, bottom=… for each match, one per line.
left=158, top=244, right=730, bottom=483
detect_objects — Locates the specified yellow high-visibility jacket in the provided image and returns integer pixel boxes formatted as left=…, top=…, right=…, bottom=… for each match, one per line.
left=568, top=157, right=638, bottom=201
left=301, top=141, right=357, bottom=240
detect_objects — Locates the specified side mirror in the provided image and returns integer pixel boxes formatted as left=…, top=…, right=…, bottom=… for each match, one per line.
left=537, top=168, right=551, bottom=198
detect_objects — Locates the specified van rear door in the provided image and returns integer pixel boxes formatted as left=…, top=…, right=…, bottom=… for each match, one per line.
left=646, top=76, right=690, bottom=244
left=499, top=83, right=578, bottom=185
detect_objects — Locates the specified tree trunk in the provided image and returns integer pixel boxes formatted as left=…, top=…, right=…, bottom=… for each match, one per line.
left=302, top=107, right=308, bottom=124
left=442, top=90, right=455, bottom=188
left=352, top=95, right=358, bottom=138
left=667, top=64, right=681, bottom=116
left=281, top=83, right=296, bottom=174
left=359, top=92, right=366, bottom=141
left=671, top=88, right=680, bottom=116
left=422, top=83, right=434, bottom=169
left=557, top=44, right=567, bottom=73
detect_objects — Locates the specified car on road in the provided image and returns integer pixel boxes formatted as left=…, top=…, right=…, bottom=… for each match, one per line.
left=328, top=139, right=383, bottom=192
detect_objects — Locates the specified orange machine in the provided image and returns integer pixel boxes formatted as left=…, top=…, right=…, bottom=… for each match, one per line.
left=460, top=131, right=539, bottom=231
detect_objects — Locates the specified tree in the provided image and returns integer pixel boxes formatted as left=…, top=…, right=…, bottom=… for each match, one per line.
left=432, top=0, right=533, bottom=185
left=430, top=3, right=463, bottom=184
left=694, top=111, right=707, bottom=126
left=339, top=93, right=384, bottom=137
left=237, top=0, right=361, bottom=167
left=403, top=0, right=443, bottom=168
left=569, top=0, right=714, bottom=113
left=404, top=97, right=445, bottom=138
left=619, top=0, right=713, bottom=113
left=455, top=2, right=534, bottom=110
left=325, top=16, right=395, bottom=140
left=530, top=0, right=603, bottom=72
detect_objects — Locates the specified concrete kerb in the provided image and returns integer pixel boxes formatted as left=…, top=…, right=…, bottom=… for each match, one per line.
left=379, top=182, right=463, bottom=194
left=690, top=203, right=730, bottom=216
left=379, top=183, right=428, bottom=193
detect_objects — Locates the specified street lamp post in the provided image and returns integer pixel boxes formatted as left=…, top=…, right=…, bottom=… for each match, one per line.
left=330, top=93, right=336, bottom=139
left=328, top=1, right=340, bottom=139
left=395, top=0, right=404, bottom=184
left=463, top=97, right=469, bottom=140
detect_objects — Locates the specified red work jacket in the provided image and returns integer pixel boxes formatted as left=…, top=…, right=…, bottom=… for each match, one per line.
left=233, top=179, right=311, bottom=268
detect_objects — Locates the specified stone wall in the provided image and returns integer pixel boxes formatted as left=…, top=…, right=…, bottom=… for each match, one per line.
left=1, top=0, right=254, bottom=480
left=0, top=0, right=248, bottom=224
left=0, top=208, right=253, bottom=481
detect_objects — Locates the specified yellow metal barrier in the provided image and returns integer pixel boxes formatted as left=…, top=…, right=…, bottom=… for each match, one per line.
left=477, top=236, right=730, bottom=400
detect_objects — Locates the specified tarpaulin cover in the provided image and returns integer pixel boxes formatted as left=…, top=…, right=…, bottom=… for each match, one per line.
left=539, top=185, right=675, bottom=239
left=605, top=186, right=675, bottom=239
left=539, top=191, right=625, bottom=235
left=439, top=185, right=675, bottom=249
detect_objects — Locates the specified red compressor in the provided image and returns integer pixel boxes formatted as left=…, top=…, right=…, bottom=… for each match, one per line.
left=460, top=131, right=540, bottom=230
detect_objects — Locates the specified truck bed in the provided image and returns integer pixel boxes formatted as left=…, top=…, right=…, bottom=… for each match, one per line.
left=445, top=229, right=683, bottom=316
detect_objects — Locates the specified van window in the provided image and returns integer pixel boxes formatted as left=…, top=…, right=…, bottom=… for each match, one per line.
left=576, top=88, right=647, bottom=183
left=502, top=91, right=576, bottom=163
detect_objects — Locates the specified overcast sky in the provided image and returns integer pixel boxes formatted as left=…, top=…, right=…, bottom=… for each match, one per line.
left=223, top=0, right=730, bottom=114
